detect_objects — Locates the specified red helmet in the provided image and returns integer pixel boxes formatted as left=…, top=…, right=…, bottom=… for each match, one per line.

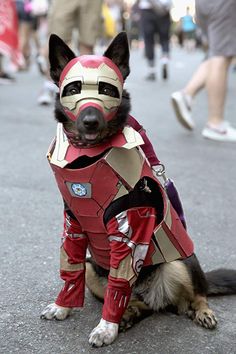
left=59, top=55, right=124, bottom=122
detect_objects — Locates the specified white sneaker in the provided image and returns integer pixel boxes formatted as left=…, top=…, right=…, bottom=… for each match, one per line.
left=37, top=80, right=58, bottom=105
left=37, top=88, right=53, bottom=105
left=171, top=91, right=195, bottom=130
left=202, top=121, right=236, bottom=142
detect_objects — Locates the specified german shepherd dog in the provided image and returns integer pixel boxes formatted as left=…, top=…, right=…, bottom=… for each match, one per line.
left=41, top=32, right=236, bottom=347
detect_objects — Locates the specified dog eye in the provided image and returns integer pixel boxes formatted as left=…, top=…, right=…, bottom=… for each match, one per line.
left=62, top=81, right=82, bottom=97
left=98, top=82, right=120, bottom=98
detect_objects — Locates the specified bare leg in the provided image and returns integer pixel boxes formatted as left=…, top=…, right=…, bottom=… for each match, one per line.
left=19, top=22, right=32, bottom=69
left=171, top=59, right=209, bottom=130
left=206, top=56, right=232, bottom=125
left=184, top=59, right=210, bottom=98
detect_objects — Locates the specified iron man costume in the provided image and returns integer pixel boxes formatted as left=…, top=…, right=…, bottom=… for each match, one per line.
left=48, top=123, right=193, bottom=323
left=47, top=53, right=194, bottom=324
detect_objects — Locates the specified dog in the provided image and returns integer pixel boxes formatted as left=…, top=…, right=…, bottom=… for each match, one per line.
left=41, top=32, right=236, bottom=347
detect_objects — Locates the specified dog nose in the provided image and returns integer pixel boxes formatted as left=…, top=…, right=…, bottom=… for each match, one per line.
left=83, top=115, right=99, bottom=130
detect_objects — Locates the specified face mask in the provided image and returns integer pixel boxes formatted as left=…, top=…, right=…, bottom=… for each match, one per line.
left=59, top=56, right=124, bottom=122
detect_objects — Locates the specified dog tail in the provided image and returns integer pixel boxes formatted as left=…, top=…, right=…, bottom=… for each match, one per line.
left=205, top=268, right=236, bottom=296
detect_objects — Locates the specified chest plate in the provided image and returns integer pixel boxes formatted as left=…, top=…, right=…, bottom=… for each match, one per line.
left=50, top=144, right=148, bottom=234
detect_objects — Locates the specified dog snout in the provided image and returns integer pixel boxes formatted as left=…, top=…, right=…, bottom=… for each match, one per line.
left=78, top=107, right=104, bottom=133
left=83, top=115, right=99, bottom=130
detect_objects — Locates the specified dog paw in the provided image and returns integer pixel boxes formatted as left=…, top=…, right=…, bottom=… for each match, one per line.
left=119, top=306, right=140, bottom=332
left=195, top=309, right=217, bottom=329
left=89, top=319, right=119, bottom=347
left=40, top=303, right=72, bottom=320
left=188, top=309, right=217, bottom=329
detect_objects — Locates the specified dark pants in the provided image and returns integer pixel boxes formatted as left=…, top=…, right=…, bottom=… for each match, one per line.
left=140, top=9, right=171, bottom=63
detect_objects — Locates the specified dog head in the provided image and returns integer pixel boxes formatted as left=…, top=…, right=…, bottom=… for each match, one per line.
left=49, top=32, right=131, bottom=146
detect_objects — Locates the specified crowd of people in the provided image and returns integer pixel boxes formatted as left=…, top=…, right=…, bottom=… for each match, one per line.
left=1, top=0, right=236, bottom=142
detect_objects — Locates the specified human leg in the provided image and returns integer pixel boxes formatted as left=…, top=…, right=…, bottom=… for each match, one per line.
left=38, top=0, right=76, bottom=104
left=140, top=10, right=156, bottom=80
left=206, top=56, right=231, bottom=125
left=202, top=56, right=236, bottom=142
left=158, top=14, right=171, bottom=80
left=78, top=0, right=103, bottom=55
left=184, top=59, right=209, bottom=97
left=171, top=58, right=209, bottom=130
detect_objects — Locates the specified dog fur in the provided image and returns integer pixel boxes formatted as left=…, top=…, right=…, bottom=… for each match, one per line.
left=41, top=32, right=236, bottom=347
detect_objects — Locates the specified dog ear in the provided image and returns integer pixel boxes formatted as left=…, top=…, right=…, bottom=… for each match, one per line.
left=48, top=34, right=76, bottom=85
left=103, top=31, right=130, bottom=80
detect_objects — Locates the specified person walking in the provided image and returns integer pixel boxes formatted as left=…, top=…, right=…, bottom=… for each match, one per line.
left=0, top=0, right=20, bottom=83
left=139, top=0, right=172, bottom=81
left=171, top=0, right=236, bottom=142
left=38, top=0, right=103, bottom=105
left=180, top=6, right=196, bottom=52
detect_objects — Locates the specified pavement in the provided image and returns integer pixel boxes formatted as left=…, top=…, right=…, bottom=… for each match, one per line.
left=0, top=46, right=236, bottom=354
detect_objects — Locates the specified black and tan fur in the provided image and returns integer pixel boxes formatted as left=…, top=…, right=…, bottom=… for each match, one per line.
left=49, top=32, right=236, bottom=334
left=86, top=255, right=236, bottom=331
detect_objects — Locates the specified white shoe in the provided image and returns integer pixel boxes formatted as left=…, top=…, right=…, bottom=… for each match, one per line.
left=202, top=121, right=236, bottom=142
left=37, top=88, right=53, bottom=105
left=171, top=91, right=195, bottom=130
left=37, top=81, right=58, bottom=105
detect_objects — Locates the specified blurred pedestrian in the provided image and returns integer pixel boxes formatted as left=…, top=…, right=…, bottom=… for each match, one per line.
left=171, top=0, right=236, bottom=142
left=17, top=0, right=49, bottom=71
left=180, top=6, right=196, bottom=52
left=38, top=0, right=103, bottom=105
left=128, top=0, right=141, bottom=49
left=139, top=0, right=172, bottom=81
left=0, top=0, right=20, bottom=83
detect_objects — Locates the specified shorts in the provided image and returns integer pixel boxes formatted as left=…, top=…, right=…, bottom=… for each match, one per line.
left=196, top=0, right=236, bottom=57
left=48, top=0, right=103, bottom=47
left=183, top=30, right=195, bottom=40
left=15, top=0, right=33, bottom=23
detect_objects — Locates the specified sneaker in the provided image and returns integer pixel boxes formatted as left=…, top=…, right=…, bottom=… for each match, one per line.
left=38, top=80, right=58, bottom=105
left=36, top=54, right=48, bottom=76
left=171, top=91, right=195, bottom=130
left=0, top=72, right=15, bottom=84
left=38, top=87, right=53, bottom=105
left=202, top=121, right=236, bottom=142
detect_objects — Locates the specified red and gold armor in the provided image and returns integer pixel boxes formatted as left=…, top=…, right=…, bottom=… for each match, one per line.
left=59, top=55, right=124, bottom=122
left=47, top=123, right=194, bottom=323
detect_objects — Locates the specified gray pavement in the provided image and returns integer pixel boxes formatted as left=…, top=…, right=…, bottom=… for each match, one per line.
left=0, top=46, right=236, bottom=354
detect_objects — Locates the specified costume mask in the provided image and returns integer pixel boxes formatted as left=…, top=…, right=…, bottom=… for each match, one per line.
left=59, top=56, right=124, bottom=122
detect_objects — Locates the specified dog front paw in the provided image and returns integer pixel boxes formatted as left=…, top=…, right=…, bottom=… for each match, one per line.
left=40, top=303, right=72, bottom=320
left=194, top=309, right=218, bottom=329
left=89, top=319, right=119, bottom=347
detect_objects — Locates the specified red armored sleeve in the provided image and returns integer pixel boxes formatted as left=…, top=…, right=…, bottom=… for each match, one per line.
left=127, top=115, right=160, bottom=166
left=102, top=207, right=156, bottom=323
left=55, top=212, right=88, bottom=308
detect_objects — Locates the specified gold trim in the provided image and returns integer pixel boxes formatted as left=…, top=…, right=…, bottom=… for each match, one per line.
left=151, top=240, right=165, bottom=264
left=113, top=184, right=129, bottom=200
left=110, top=254, right=136, bottom=285
left=105, top=147, right=144, bottom=189
left=60, top=247, right=84, bottom=272
left=50, top=123, right=69, bottom=168
left=122, top=126, right=144, bottom=149
left=165, top=199, right=172, bottom=228
left=153, top=226, right=181, bottom=262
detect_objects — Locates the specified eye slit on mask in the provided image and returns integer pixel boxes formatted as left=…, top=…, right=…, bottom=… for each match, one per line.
left=98, top=81, right=120, bottom=98
left=62, top=81, right=82, bottom=97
